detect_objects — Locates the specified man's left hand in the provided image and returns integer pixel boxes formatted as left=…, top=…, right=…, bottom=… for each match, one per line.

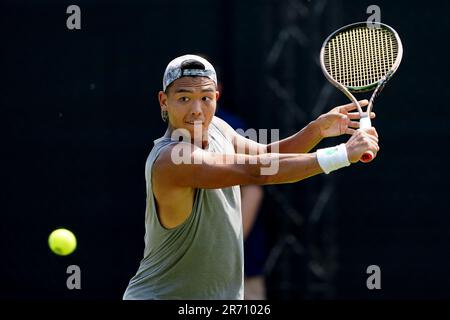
left=316, top=99, right=376, bottom=138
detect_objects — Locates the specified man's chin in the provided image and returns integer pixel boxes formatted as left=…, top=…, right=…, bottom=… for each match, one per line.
left=182, top=125, right=207, bottom=137
left=184, top=122, right=207, bottom=128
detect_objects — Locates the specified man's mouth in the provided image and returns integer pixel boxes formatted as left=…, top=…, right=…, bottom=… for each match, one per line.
left=185, top=121, right=204, bottom=125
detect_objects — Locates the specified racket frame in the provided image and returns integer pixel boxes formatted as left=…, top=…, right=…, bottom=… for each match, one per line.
left=319, top=22, right=403, bottom=123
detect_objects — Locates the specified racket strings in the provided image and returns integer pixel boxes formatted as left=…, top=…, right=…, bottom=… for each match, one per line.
left=324, top=27, right=398, bottom=88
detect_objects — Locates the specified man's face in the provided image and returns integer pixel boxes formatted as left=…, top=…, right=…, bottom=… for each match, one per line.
left=159, top=77, right=219, bottom=138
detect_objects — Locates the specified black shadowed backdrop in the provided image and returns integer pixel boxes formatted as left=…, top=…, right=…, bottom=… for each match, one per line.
left=2, top=0, right=450, bottom=300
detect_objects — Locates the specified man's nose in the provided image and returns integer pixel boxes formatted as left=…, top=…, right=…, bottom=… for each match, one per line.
left=190, top=100, right=202, bottom=116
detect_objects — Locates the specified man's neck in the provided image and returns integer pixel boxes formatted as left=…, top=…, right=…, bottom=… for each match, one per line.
left=164, top=125, right=209, bottom=149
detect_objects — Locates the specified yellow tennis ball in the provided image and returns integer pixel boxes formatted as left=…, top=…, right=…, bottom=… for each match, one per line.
left=48, top=228, right=77, bottom=256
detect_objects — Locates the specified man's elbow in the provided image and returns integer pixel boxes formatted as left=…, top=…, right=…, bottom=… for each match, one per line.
left=244, top=165, right=273, bottom=186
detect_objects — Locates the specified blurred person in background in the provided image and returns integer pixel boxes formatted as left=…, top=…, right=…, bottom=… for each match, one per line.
left=215, top=85, right=267, bottom=300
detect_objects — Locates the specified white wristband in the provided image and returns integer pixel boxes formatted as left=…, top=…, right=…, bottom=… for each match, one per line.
left=316, top=143, right=351, bottom=174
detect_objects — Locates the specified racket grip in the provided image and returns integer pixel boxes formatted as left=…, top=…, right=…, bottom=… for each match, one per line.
left=360, top=117, right=372, bottom=130
left=359, top=116, right=374, bottom=163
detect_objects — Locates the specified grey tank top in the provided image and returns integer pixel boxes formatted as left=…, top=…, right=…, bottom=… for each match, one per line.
left=123, top=117, right=244, bottom=300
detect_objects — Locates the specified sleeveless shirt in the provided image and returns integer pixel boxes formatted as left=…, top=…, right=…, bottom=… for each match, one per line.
left=123, top=117, right=244, bottom=300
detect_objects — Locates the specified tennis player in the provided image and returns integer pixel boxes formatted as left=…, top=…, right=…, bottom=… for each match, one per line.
left=123, top=54, right=379, bottom=300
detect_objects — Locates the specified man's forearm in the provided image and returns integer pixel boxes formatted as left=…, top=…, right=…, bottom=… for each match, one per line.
left=267, top=120, right=323, bottom=154
left=254, top=152, right=323, bottom=185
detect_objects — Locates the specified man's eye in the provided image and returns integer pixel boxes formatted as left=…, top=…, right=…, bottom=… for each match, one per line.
left=179, top=97, right=189, bottom=102
left=202, top=96, right=212, bottom=101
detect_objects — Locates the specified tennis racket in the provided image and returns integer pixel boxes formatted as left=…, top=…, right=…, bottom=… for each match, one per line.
left=320, top=22, right=403, bottom=162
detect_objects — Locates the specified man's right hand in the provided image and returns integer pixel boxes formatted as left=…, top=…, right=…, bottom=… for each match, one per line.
left=345, top=127, right=380, bottom=163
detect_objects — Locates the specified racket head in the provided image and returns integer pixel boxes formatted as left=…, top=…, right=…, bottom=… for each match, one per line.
left=320, top=22, right=403, bottom=94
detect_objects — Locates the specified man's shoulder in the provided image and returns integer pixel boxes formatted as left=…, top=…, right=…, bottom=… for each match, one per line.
left=145, top=139, right=186, bottom=175
left=148, top=140, right=189, bottom=163
left=147, top=138, right=171, bottom=161
left=212, top=116, right=235, bottom=136
left=212, top=115, right=227, bottom=128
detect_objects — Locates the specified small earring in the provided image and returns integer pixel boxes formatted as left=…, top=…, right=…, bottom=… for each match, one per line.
left=161, top=110, right=168, bottom=122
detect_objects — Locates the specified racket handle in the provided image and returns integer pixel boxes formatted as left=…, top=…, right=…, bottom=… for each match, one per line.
left=359, top=117, right=372, bottom=130
left=359, top=116, right=374, bottom=163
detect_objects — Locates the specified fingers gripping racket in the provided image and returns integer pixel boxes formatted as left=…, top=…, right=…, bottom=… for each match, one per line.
left=320, top=22, right=403, bottom=162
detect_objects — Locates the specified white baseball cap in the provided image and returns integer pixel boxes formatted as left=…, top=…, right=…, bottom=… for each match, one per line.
left=162, top=54, right=218, bottom=91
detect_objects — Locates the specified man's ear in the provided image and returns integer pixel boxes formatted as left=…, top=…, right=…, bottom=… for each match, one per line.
left=216, top=91, right=220, bottom=101
left=158, top=91, right=168, bottom=110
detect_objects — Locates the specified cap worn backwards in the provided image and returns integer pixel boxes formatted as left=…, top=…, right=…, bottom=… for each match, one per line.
left=162, top=54, right=218, bottom=91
